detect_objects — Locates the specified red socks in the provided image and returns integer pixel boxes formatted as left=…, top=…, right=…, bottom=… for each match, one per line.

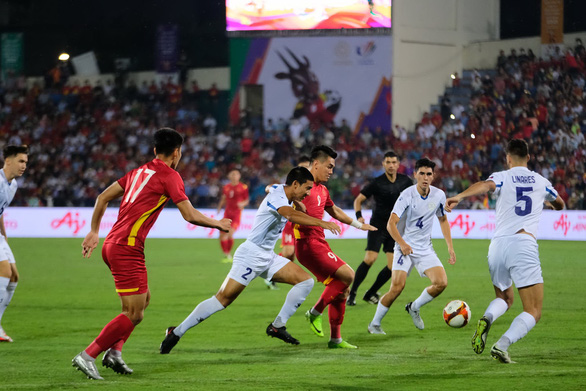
left=109, top=321, right=135, bottom=353
left=220, top=239, right=234, bottom=255
left=329, top=298, right=346, bottom=340
left=313, top=279, right=348, bottom=313
left=85, top=314, right=135, bottom=358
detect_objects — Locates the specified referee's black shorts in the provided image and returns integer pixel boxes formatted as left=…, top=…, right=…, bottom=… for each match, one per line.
left=365, top=228, right=395, bottom=253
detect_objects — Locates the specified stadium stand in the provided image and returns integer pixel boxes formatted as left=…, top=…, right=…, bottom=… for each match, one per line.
left=0, top=46, right=584, bottom=210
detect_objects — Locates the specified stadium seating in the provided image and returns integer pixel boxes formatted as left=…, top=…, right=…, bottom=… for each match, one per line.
left=0, top=47, right=584, bottom=210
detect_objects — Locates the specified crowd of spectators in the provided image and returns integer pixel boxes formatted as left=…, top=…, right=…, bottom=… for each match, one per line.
left=0, top=42, right=585, bottom=211
left=413, top=40, right=586, bottom=210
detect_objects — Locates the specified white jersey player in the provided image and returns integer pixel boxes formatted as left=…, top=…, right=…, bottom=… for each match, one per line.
left=369, top=158, right=456, bottom=335
left=446, top=139, right=565, bottom=364
left=0, top=145, right=28, bottom=343
left=159, top=167, right=341, bottom=353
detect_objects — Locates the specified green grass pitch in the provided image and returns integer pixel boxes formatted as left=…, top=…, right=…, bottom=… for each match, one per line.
left=1, top=238, right=585, bottom=390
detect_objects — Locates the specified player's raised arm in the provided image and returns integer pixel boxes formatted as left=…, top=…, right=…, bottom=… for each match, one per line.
left=176, top=200, right=232, bottom=232
left=325, top=204, right=377, bottom=232
left=81, top=181, right=125, bottom=258
left=278, top=205, right=341, bottom=235
left=438, top=215, right=456, bottom=265
left=547, top=196, right=565, bottom=211
left=445, top=180, right=496, bottom=212
left=353, top=193, right=368, bottom=224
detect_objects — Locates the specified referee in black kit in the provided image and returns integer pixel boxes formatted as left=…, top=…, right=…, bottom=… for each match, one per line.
left=347, top=151, right=413, bottom=306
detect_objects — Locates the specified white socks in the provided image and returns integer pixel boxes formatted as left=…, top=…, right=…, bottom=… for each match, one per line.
left=0, top=277, right=11, bottom=327
left=497, top=311, right=536, bottom=350
left=371, top=301, right=390, bottom=326
left=273, top=278, right=314, bottom=328
left=483, top=298, right=508, bottom=324
left=411, top=288, right=434, bottom=311
left=174, top=296, right=225, bottom=337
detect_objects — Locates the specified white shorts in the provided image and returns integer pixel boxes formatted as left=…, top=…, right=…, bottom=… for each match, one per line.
left=0, top=235, right=15, bottom=264
left=392, top=245, right=443, bottom=277
left=227, top=240, right=290, bottom=286
left=488, top=234, right=542, bottom=290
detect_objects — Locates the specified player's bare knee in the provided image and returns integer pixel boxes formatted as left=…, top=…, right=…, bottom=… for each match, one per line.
left=336, top=269, right=354, bottom=286
left=390, top=282, right=405, bottom=296
left=215, top=292, right=235, bottom=307
left=125, top=309, right=144, bottom=325
left=433, top=279, right=447, bottom=293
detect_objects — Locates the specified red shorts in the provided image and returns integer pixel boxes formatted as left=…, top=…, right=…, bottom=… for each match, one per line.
left=281, top=221, right=295, bottom=247
left=102, top=242, right=148, bottom=296
left=295, top=238, right=347, bottom=283
left=224, top=209, right=242, bottom=230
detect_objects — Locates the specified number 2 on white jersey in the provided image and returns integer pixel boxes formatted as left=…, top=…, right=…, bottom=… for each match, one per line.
left=124, top=168, right=156, bottom=203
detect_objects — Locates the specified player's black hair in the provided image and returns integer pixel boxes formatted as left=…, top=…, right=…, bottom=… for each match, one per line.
left=310, top=145, right=337, bottom=162
left=506, top=139, right=529, bottom=158
left=383, top=151, right=398, bottom=160
left=297, top=155, right=311, bottom=165
left=3, top=145, right=28, bottom=159
left=154, top=128, right=183, bottom=156
left=286, top=166, right=314, bottom=186
left=415, top=157, right=436, bottom=172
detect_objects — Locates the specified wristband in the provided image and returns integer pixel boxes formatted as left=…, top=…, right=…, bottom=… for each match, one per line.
left=355, top=210, right=362, bottom=219
left=350, top=219, right=363, bottom=229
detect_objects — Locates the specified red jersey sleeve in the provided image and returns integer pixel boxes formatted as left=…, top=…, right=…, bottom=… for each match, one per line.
left=117, top=170, right=131, bottom=190
left=325, top=188, right=334, bottom=208
left=164, top=171, right=189, bottom=204
left=240, top=184, right=249, bottom=202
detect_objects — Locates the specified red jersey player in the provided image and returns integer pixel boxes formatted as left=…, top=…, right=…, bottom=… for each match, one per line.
left=279, top=156, right=311, bottom=262
left=73, top=128, right=231, bottom=380
left=262, top=156, right=311, bottom=290
left=295, top=146, right=376, bottom=349
left=217, top=169, right=249, bottom=262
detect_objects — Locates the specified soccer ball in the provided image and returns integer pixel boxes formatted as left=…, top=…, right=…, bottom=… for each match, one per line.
left=443, top=300, right=471, bottom=328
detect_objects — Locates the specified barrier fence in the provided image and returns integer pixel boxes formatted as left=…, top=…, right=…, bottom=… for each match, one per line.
left=3, top=207, right=585, bottom=241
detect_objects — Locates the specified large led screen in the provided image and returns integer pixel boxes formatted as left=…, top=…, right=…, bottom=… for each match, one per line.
left=227, top=0, right=391, bottom=31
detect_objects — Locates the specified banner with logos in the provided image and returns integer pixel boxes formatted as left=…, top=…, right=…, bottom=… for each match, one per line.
left=1, top=32, right=23, bottom=81
left=231, top=36, right=392, bottom=134
left=156, top=24, right=179, bottom=73
left=3, top=207, right=584, bottom=241
left=541, top=0, right=564, bottom=60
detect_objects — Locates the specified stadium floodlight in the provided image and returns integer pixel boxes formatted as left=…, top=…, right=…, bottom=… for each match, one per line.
left=58, top=53, right=70, bottom=61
